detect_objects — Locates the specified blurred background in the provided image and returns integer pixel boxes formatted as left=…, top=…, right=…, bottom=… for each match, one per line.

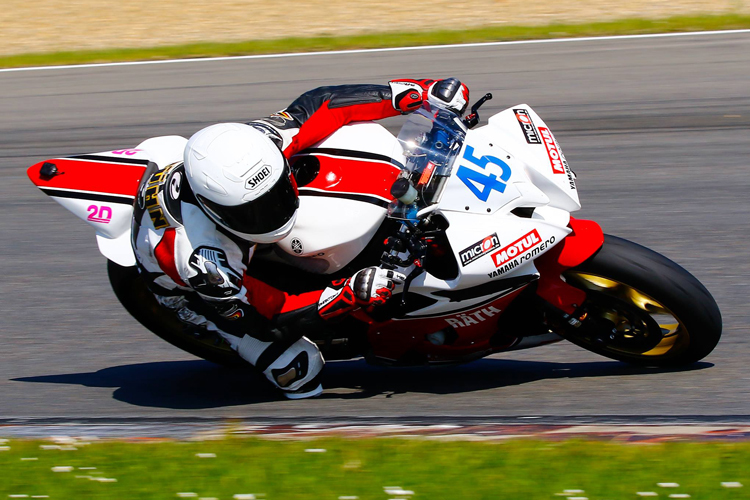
left=2, top=0, right=749, bottom=56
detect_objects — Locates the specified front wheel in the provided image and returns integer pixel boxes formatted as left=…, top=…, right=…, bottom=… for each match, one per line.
left=560, top=235, right=722, bottom=366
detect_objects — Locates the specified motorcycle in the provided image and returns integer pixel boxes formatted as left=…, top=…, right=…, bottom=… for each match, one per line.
left=27, top=93, right=722, bottom=369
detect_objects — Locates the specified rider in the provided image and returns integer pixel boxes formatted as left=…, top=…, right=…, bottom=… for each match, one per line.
left=131, top=78, right=470, bottom=399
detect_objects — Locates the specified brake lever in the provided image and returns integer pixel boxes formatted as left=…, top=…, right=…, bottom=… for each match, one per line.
left=462, top=93, right=493, bottom=129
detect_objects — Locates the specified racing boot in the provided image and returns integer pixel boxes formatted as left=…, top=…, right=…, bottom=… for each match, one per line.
left=235, top=334, right=324, bottom=399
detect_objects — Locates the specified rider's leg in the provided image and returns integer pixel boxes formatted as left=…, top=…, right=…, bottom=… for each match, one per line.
left=231, top=334, right=324, bottom=399
left=155, top=294, right=324, bottom=399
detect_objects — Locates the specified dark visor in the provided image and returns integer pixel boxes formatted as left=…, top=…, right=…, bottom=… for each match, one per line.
left=197, top=166, right=299, bottom=236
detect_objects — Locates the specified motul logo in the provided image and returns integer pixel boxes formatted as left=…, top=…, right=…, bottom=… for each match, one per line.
left=513, top=109, right=541, bottom=144
left=491, top=229, right=542, bottom=267
left=539, top=127, right=564, bottom=174
left=458, top=233, right=501, bottom=266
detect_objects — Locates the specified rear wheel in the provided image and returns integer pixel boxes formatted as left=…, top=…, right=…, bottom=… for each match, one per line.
left=561, top=235, right=721, bottom=366
left=107, top=260, right=242, bottom=366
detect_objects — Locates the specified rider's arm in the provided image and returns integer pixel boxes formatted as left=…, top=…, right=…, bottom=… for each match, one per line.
left=248, top=78, right=469, bottom=158
left=172, top=203, right=400, bottom=340
left=192, top=264, right=403, bottom=341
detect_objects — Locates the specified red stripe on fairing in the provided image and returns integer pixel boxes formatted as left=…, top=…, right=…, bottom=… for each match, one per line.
left=300, top=155, right=400, bottom=201
left=27, top=158, right=146, bottom=197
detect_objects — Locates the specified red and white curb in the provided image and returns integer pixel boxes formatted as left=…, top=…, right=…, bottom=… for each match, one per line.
left=4, top=422, right=750, bottom=441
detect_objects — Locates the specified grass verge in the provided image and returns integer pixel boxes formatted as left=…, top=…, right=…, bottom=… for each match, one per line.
left=1, top=437, right=750, bottom=499
left=2, top=14, right=750, bottom=69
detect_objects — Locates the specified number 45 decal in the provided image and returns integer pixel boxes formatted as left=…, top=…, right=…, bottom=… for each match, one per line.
left=456, top=145, right=512, bottom=202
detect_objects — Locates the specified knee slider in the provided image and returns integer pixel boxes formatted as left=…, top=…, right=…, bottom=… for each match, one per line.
left=236, top=335, right=324, bottom=393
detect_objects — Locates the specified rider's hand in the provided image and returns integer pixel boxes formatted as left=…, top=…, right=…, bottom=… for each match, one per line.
left=318, top=267, right=406, bottom=319
left=389, top=78, right=469, bottom=115
left=351, top=267, right=406, bottom=310
left=427, top=78, right=470, bottom=115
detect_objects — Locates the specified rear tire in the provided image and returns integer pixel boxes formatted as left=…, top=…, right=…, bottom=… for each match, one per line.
left=107, top=260, right=242, bottom=367
left=562, top=235, right=722, bottom=366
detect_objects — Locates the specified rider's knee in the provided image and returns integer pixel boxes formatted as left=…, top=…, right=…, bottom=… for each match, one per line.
left=237, top=335, right=324, bottom=398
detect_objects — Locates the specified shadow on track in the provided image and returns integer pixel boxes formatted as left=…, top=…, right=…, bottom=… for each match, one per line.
left=12, top=358, right=712, bottom=410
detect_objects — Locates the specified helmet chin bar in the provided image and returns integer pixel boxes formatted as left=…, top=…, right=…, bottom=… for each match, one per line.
left=215, top=211, right=298, bottom=244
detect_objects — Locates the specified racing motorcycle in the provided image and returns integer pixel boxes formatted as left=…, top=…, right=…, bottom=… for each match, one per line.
left=27, top=93, right=722, bottom=368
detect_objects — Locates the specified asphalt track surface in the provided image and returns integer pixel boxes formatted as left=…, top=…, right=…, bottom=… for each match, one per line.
left=1, top=32, right=749, bottom=422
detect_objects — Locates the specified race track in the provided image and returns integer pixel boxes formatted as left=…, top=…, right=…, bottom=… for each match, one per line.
left=1, top=32, right=749, bottom=420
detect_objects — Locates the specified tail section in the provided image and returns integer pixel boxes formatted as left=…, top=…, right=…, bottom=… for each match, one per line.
left=27, top=151, right=150, bottom=266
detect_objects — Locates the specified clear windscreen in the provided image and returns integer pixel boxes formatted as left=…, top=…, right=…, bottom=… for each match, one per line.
left=389, top=105, right=466, bottom=220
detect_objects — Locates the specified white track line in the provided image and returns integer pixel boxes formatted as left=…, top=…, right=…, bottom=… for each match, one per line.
left=2, top=28, right=749, bottom=74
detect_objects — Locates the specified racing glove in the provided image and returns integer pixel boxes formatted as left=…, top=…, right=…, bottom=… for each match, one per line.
left=317, top=267, right=407, bottom=320
left=389, top=77, right=470, bottom=115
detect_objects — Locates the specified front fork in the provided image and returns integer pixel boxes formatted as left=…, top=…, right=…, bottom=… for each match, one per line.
left=534, top=218, right=604, bottom=324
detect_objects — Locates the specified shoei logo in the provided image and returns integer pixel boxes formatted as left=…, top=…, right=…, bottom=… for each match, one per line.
left=491, top=229, right=542, bottom=267
left=513, top=109, right=541, bottom=144
left=246, top=165, right=272, bottom=190
left=458, top=233, right=501, bottom=267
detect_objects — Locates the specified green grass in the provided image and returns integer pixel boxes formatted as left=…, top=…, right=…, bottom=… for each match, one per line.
left=2, top=14, right=750, bottom=69
left=1, top=437, right=750, bottom=499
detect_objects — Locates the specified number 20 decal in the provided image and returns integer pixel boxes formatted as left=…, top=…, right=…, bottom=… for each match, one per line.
left=456, top=145, right=511, bottom=202
left=87, top=204, right=112, bottom=224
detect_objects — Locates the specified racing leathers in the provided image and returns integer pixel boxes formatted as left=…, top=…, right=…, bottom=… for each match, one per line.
left=131, top=77, right=469, bottom=398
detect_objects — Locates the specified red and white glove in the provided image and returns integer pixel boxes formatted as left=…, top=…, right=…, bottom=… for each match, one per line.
left=428, top=78, right=470, bottom=115
left=389, top=77, right=470, bottom=115
left=318, top=267, right=407, bottom=320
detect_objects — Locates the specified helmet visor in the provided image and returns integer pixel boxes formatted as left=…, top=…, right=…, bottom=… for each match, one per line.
left=196, top=165, right=299, bottom=237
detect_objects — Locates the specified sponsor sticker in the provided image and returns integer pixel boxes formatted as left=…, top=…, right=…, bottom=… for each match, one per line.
left=538, top=127, right=576, bottom=190
left=538, top=127, right=565, bottom=175
left=86, top=204, right=112, bottom=224
left=222, top=304, right=245, bottom=320
left=142, top=169, right=169, bottom=229
left=111, top=148, right=141, bottom=156
left=492, top=229, right=542, bottom=267
left=513, top=109, right=541, bottom=145
left=488, top=230, right=556, bottom=278
left=169, top=170, right=182, bottom=198
left=458, top=233, right=501, bottom=267
left=246, top=165, right=272, bottom=190
left=291, top=238, right=304, bottom=254
left=445, top=306, right=501, bottom=329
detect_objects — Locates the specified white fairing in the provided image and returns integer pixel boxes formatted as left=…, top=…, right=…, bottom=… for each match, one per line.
left=235, top=105, right=579, bottom=304
left=486, top=105, right=580, bottom=211
left=276, top=196, right=387, bottom=273
left=380, top=105, right=580, bottom=320
left=398, top=206, right=571, bottom=318
left=137, top=136, right=189, bottom=169
left=275, top=122, right=400, bottom=273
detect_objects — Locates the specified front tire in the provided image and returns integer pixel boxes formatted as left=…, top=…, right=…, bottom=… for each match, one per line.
left=107, top=260, right=242, bottom=366
left=561, top=235, right=722, bottom=366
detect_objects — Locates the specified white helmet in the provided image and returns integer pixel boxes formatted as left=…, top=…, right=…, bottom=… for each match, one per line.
left=183, top=123, right=299, bottom=243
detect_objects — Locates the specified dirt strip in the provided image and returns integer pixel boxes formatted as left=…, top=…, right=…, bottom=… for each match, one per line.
left=2, top=0, right=749, bottom=56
